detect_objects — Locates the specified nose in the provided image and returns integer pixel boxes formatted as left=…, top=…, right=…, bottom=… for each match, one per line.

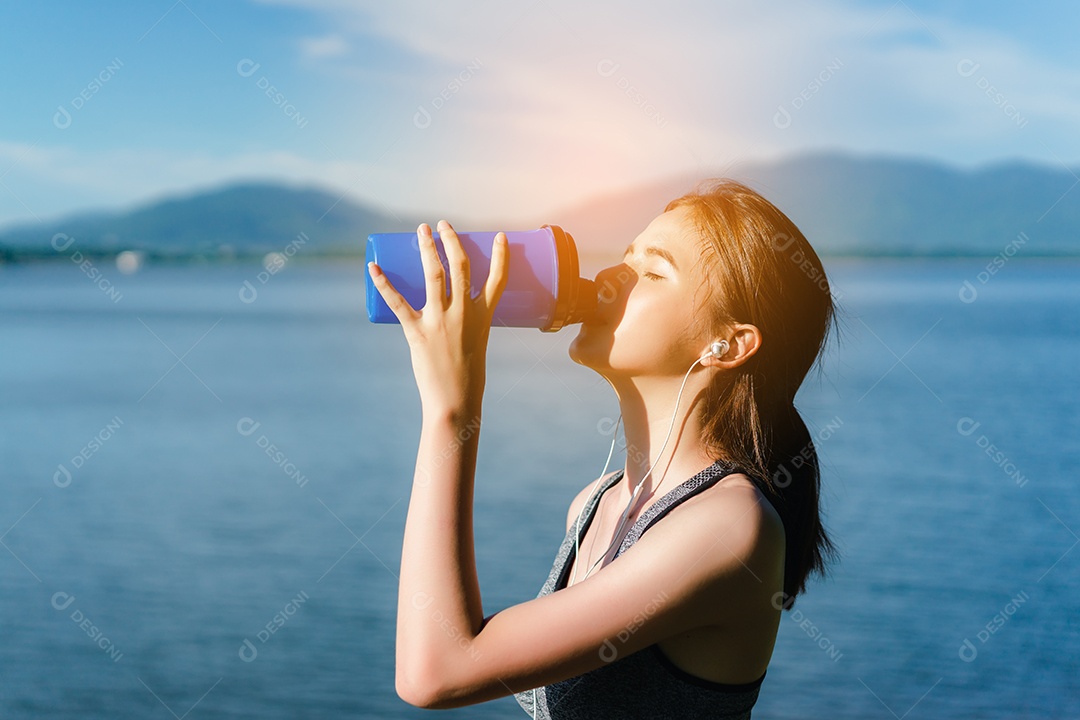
left=593, top=265, right=619, bottom=305
left=593, top=262, right=633, bottom=309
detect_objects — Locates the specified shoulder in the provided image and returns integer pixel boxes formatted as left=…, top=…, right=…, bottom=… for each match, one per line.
left=637, top=472, right=785, bottom=596
left=676, top=472, right=785, bottom=553
left=565, top=471, right=621, bottom=532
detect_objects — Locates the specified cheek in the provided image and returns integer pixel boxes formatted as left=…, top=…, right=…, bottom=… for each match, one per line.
left=609, top=305, right=689, bottom=369
left=625, top=288, right=701, bottom=346
left=569, top=287, right=697, bottom=371
left=620, top=285, right=686, bottom=335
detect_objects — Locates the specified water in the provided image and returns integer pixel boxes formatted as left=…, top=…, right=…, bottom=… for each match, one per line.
left=1, top=257, right=1077, bottom=718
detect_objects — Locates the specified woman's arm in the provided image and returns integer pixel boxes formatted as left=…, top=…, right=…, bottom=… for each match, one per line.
left=395, top=408, right=487, bottom=703
left=369, top=222, right=783, bottom=709
left=402, top=475, right=780, bottom=709
left=369, top=220, right=507, bottom=705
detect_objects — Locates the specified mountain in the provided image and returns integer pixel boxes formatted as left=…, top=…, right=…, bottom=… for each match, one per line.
left=2, top=153, right=1078, bottom=261
left=551, top=151, right=1080, bottom=260
left=0, top=182, right=406, bottom=260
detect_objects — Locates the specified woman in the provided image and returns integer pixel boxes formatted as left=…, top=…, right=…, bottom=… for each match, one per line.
left=367, top=179, right=837, bottom=718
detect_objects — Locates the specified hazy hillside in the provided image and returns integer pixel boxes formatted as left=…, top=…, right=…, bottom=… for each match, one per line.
left=551, top=152, right=1080, bottom=261
left=0, top=182, right=405, bottom=260
left=2, top=153, right=1078, bottom=261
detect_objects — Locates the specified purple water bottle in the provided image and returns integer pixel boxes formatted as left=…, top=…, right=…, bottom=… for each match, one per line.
left=365, top=225, right=597, bottom=331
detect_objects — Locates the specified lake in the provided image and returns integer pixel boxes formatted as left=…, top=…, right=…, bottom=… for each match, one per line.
left=1, top=257, right=1077, bottom=718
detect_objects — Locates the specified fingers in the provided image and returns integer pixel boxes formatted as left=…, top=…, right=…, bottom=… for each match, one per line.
left=436, top=220, right=472, bottom=305
left=416, top=223, right=448, bottom=313
left=373, top=222, right=504, bottom=340
left=410, top=220, right=503, bottom=319
left=484, top=232, right=509, bottom=311
left=368, top=261, right=420, bottom=324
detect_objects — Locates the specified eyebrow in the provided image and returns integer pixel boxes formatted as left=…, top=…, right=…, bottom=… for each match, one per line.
left=623, top=243, right=679, bottom=271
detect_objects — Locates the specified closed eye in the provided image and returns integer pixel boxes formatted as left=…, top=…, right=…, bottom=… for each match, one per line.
left=621, top=257, right=664, bottom=281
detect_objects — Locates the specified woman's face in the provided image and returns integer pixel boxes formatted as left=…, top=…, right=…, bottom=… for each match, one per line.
left=569, top=205, right=714, bottom=378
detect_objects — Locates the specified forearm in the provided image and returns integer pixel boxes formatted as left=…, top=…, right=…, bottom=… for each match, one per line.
left=396, top=403, right=486, bottom=685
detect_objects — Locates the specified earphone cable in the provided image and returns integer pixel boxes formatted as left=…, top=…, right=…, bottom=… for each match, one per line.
left=577, top=353, right=707, bottom=583
left=531, top=348, right=715, bottom=720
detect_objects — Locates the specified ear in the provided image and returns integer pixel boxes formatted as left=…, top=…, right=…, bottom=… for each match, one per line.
left=699, top=323, right=762, bottom=369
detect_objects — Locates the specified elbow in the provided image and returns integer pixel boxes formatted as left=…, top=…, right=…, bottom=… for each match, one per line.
left=396, top=663, right=437, bottom=709
left=396, top=657, right=456, bottom=709
left=397, top=633, right=491, bottom=709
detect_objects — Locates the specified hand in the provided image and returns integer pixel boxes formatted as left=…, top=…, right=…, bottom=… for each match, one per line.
left=368, top=220, right=509, bottom=417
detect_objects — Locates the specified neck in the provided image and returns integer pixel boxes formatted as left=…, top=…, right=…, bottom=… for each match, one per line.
left=607, top=371, right=717, bottom=502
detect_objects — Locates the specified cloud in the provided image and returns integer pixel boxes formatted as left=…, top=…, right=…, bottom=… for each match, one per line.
left=257, top=0, right=1080, bottom=174
left=298, top=33, right=350, bottom=59
left=5, top=1, right=1078, bottom=227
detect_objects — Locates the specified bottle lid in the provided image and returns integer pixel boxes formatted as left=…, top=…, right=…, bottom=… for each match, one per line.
left=543, top=225, right=597, bottom=332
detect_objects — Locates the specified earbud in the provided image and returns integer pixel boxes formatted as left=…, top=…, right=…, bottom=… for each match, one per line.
left=707, top=340, right=729, bottom=359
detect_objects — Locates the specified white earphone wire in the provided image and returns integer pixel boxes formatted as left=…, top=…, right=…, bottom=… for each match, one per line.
left=575, top=352, right=709, bottom=583
left=531, top=344, right=720, bottom=720
left=571, top=413, right=623, bottom=587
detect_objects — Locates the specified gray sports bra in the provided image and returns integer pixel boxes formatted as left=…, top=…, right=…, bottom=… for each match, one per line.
left=514, top=459, right=767, bottom=719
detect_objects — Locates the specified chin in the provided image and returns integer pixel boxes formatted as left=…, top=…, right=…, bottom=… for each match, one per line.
left=567, top=332, right=588, bottom=367
left=568, top=330, right=618, bottom=375
left=568, top=329, right=601, bottom=369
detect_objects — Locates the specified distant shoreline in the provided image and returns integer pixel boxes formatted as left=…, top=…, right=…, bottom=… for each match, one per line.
left=3, top=249, right=1079, bottom=269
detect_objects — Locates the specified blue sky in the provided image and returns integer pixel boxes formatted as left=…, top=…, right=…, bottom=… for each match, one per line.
left=2, top=0, right=1078, bottom=228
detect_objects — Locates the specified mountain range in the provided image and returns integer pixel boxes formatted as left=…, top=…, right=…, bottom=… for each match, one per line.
left=2, top=152, right=1077, bottom=261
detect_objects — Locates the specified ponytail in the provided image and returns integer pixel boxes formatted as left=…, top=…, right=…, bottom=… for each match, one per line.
left=764, top=401, right=834, bottom=609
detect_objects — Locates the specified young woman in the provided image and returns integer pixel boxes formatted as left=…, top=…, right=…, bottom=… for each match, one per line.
left=367, top=179, right=837, bottom=719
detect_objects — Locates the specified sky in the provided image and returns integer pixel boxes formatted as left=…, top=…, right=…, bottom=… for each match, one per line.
left=1, top=0, right=1078, bottom=229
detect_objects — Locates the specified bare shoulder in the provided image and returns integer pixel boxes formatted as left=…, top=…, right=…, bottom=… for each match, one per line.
left=644, top=472, right=785, bottom=580
left=707, top=471, right=784, bottom=535
left=565, top=470, right=621, bottom=532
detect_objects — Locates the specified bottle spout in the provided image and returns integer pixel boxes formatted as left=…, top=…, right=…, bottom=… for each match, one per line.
left=569, top=277, right=598, bottom=325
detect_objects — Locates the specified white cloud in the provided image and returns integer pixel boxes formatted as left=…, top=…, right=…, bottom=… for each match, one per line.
left=254, top=0, right=1080, bottom=201
left=5, top=1, right=1079, bottom=227
left=298, top=33, right=350, bottom=59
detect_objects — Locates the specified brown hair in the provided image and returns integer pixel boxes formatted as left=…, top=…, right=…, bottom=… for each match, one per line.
left=666, top=178, right=840, bottom=608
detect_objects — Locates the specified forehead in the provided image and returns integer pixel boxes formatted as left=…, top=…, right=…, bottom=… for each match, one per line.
left=634, top=206, right=701, bottom=257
